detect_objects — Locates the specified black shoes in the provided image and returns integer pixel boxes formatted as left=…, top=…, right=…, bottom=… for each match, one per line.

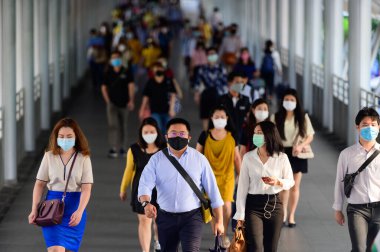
left=288, top=222, right=296, bottom=228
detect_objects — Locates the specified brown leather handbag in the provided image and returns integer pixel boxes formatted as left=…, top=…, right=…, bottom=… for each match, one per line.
left=228, top=224, right=247, bottom=252
left=35, top=152, right=78, bottom=226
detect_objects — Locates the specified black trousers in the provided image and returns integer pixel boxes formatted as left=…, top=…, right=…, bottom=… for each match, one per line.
left=156, top=208, right=203, bottom=252
left=245, top=194, right=283, bottom=252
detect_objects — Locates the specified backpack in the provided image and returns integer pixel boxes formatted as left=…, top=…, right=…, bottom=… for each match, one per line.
left=260, top=53, right=274, bottom=74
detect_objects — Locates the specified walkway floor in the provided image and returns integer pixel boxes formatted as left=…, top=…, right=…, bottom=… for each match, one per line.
left=0, top=41, right=351, bottom=251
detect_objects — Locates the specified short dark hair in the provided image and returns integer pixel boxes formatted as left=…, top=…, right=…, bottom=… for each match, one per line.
left=166, top=118, right=191, bottom=133
left=138, top=117, right=166, bottom=149
left=355, top=107, right=380, bottom=125
left=227, top=71, right=247, bottom=82
left=255, top=121, right=284, bottom=156
left=206, top=47, right=217, bottom=54
left=111, top=50, right=122, bottom=57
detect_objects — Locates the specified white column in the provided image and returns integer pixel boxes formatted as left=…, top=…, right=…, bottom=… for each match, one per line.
left=255, top=0, right=262, bottom=64
left=22, top=0, right=35, bottom=151
left=2, top=0, right=17, bottom=184
left=61, top=0, right=70, bottom=99
left=311, top=0, right=323, bottom=66
left=324, top=0, right=343, bottom=132
left=39, top=0, right=50, bottom=129
left=267, top=0, right=276, bottom=42
left=348, top=0, right=372, bottom=145
left=288, top=0, right=296, bottom=88
left=259, top=0, right=267, bottom=42
left=75, top=0, right=83, bottom=79
left=295, top=0, right=304, bottom=57
left=276, top=0, right=283, bottom=51
left=49, top=0, right=61, bottom=112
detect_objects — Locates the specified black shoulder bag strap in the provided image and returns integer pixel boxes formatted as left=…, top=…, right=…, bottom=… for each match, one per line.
left=162, top=148, right=213, bottom=215
left=354, top=149, right=380, bottom=176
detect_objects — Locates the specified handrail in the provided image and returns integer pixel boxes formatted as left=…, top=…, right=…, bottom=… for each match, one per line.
left=312, top=64, right=324, bottom=88
left=360, top=88, right=380, bottom=109
left=281, top=47, right=289, bottom=67
left=16, top=88, right=24, bottom=122
left=33, top=74, right=41, bottom=101
left=332, top=75, right=349, bottom=105
left=296, top=55, right=304, bottom=75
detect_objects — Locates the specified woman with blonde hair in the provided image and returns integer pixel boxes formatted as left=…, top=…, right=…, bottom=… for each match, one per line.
left=28, top=118, right=93, bottom=252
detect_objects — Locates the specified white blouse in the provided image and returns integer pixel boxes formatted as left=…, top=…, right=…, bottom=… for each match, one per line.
left=233, top=149, right=295, bottom=220
left=36, top=151, right=94, bottom=192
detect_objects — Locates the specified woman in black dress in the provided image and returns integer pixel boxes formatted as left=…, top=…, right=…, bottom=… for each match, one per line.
left=120, top=117, right=166, bottom=251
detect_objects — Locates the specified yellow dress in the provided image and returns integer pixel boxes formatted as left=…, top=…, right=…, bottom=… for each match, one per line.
left=204, top=131, right=235, bottom=202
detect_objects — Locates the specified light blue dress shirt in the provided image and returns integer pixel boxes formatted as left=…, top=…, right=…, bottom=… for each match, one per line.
left=138, top=147, right=224, bottom=213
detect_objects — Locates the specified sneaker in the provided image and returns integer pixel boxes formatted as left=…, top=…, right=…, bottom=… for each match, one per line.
left=119, top=148, right=127, bottom=157
left=108, top=149, right=118, bottom=158
left=154, top=240, right=161, bottom=251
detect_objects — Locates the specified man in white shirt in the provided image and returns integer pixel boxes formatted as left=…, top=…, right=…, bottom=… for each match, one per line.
left=333, top=107, right=380, bottom=252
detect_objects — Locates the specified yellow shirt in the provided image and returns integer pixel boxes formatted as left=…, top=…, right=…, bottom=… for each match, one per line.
left=127, top=39, right=143, bottom=65
left=120, top=149, right=135, bottom=193
left=141, top=46, right=161, bottom=68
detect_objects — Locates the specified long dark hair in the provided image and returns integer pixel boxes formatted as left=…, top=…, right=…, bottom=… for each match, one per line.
left=237, top=47, right=254, bottom=65
left=208, top=105, right=236, bottom=136
left=256, top=121, right=284, bottom=156
left=137, top=117, right=166, bottom=149
left=275, top=88, right=306, bottom=139
left=247, top=98, right=269, bottom=136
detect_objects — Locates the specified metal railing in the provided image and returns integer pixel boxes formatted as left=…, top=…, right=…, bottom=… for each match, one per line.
left=296, top=55, right=304, bottom=75
left=333, top=75, right=349, bottom=105
left=16, top=89, right=24, bottom=122
left=312, top=64, right=324, bottom=88
left=281, top=47, right=289, bottom=67
left=361, top=88, right=380, bottom=109
left=33, top=74, right=41, bottom=101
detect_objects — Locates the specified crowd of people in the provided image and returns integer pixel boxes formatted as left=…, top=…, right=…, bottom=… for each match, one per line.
left=26, top=1, right=380, bottom=252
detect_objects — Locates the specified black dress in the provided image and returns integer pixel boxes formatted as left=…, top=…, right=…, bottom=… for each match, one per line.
left=130, top=143, right=159, bottom=214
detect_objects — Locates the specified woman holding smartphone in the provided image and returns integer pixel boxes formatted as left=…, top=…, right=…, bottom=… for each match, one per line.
left=233, top=121, right=294, bottom=252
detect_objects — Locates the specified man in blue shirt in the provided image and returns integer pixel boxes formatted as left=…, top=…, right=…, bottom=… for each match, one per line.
left=138, top=118, right=224, bottom=251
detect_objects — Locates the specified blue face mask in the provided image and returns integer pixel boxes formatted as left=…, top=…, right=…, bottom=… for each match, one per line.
left=360, top=126, right=379, bottom=141
left=111, top=58, right=122, bottom=67
left=253, top=134, right=265, bottom=148
left=208, top=54, right=218, bottom=63
left=57, top=138, right=76, bottom=151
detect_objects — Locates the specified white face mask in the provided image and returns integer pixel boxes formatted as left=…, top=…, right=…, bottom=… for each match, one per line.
left=255, top=110, right=269, bottom=122
left=100, top=26, right=106, bottom=34
left=142, top=133, right=157, bottom=144
left=212, top=118, right=227, bottom=129
left=283, top=101, right=297, bottom=111
left=118, top=44, right=126, bottom=52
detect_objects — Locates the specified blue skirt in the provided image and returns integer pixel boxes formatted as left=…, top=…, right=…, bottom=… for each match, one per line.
left=41, top=191, right=87, bottom=251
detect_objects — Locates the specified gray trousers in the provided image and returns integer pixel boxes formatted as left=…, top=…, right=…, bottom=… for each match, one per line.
left=347, top=203, right=380, bottom=252
left=106, top=103, right=129, bottom=149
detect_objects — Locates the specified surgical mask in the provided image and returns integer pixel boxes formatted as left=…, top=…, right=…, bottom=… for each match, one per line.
left=193, top=31, right=201, bottom=37
left=142, top=133, right=157, bottom=144
left=118, top=44, right=126, bottom=52
left=360, top=126, right=379, bottom=141
left=208, top=54, right=218, bottom=63
left=253, top=134, right=265, bottom=148
left=255, top=110, right=269, bottom=122
left=57, top=138, right=75, bottom=152
left=212, top=118, right=227, bottom=129
left=100, top=26, right=106, bottom=34
left=111, top=58, right=122, bottom=67
left=283, top=101, right=297, bottom=111
left=230, top=83, right=244, bottom=93
left=168, top=137, right=188, bottom=151
left=241, top=53, right=250, bottom=61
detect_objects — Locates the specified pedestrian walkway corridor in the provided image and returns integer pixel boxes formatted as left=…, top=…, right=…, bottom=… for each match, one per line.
left=0, top=40, right=351, bottom=252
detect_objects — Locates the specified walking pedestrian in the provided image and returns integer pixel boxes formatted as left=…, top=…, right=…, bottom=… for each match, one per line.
left=28, top=118, right=93, bottom=252
left=333, top=107, right=380, bottom=252
left=138, top=118, right=224, bottom=252
left=234, top=121, right=294, bottom=252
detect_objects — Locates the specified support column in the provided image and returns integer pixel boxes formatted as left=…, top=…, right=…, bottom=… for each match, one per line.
left=39, top=0, right=50, bottom=129
left=254, top=0, right=262, bottom=64
left=324, top=0, right=343, bottom=132
left=348, top=0, right=372, bottom=145
left=288, top=0, right=296, bottom=88
left=276, top=0, right=283, bottom=51
left=2, top=0, right=17, bottom=184
left=22, top=0, right=35, bottom=152
left=267, top=0, right=276, bottom=42
left=50, top=0, right=61, bottom=112
left=303, top=0, right=322, bottom=113
left=62, top=0, right=70, bottom=99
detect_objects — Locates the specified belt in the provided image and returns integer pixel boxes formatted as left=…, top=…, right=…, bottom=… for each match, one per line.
left=159, top=208, right=200, bottom=216
left=349, top=201, right=380, bottom=208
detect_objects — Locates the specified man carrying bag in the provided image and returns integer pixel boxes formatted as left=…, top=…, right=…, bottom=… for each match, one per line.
left=138, top=118, right=224, bottom=251
left=333, top=107, right=380, bottom=252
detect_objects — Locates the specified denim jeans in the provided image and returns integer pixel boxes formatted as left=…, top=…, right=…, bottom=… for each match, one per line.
left=151, top=112, right=170, bottom=133
left=347, top=203, right=380, bottom=252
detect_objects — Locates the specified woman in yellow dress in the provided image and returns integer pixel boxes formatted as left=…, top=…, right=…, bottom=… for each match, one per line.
left=196, top=105, right=241, bottom=248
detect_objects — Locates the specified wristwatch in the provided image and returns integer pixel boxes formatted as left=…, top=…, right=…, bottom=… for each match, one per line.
left=141, top=201, right=150, bottom=208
